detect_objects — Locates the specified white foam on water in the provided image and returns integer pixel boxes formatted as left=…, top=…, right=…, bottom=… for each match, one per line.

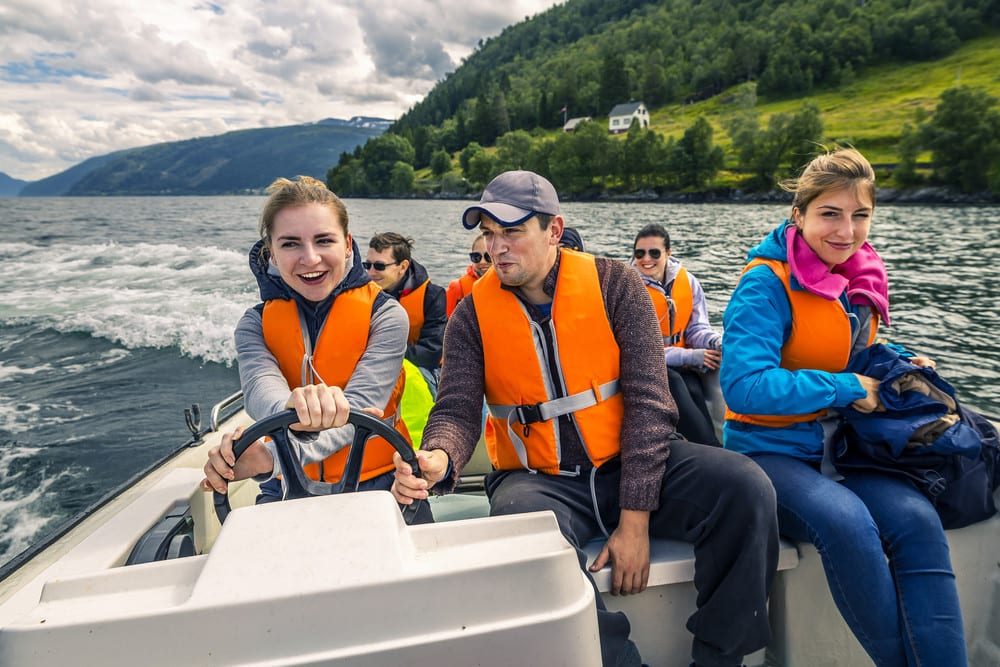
left=0, top=360, right=54, bottom=383
left=0, top=445, right=65, bottom=562
left=0, top=395, right=84, bottom=434
left=62, top=348, right=131, bottom=375
left=0, top=241, right=258, bottom=364
left=0, top=399, right=41, bottom=435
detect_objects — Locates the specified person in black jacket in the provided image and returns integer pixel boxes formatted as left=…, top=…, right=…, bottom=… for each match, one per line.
left=365, top=232, right=446, bottom=397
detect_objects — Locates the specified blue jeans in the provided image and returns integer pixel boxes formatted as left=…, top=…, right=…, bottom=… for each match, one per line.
left=752, top=454, right=966, bottom=667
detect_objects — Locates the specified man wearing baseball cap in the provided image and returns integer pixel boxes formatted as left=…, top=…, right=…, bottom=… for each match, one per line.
left=392, top=170, right=778, bottom=667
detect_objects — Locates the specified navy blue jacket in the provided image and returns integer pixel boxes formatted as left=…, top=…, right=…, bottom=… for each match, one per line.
left=842, top=344, right=980, bottom=459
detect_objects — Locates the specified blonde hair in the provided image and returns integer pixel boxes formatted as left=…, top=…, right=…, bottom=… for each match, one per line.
left=259, top=176, right=349, bottom=246
left=780, top=148, right=876, bottom=214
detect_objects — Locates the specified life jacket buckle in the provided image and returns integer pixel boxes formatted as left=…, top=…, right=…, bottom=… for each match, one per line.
left=515, top=403, right=544, bottom=425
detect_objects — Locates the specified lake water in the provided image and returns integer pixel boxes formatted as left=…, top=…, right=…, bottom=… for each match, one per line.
left=1, top=196, right=998, bottom=568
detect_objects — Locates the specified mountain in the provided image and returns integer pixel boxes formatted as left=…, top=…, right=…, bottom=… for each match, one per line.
left=318, top=116, right=393, bottom=131
left=0, top=172, right=29, bottom=197
left=22, top=118, right=389, bottom=196
left=20, top=152, right=126, bottom=197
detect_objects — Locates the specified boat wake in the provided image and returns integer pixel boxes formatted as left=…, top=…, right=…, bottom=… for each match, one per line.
left=0, top=240, right=257, bottom=365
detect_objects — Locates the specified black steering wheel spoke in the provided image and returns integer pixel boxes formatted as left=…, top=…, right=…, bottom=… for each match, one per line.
left=213, top=409, right=423, bottom=525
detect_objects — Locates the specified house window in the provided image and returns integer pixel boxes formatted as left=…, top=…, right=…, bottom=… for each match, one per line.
left=612, top=119, right=619, bottom=126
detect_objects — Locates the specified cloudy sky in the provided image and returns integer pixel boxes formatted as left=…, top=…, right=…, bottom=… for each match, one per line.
left=0, top=0, right=562, bottom=181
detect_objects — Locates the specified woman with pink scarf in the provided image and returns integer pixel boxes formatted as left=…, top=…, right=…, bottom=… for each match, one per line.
left=720, top=148, right=965, bottom=666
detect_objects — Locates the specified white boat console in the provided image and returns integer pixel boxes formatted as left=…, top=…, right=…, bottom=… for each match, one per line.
left=0, top=490, right=601, bottom=666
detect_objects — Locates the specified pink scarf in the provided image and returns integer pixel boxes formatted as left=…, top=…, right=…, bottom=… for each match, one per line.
left=785, top=224, right=891, bottom=324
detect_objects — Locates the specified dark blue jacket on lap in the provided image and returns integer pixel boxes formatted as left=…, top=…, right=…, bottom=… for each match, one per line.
left=843, top=343, right=980, bottom=459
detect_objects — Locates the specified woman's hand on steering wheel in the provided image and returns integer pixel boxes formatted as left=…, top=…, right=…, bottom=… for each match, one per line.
left=206, top=407, right=425, bottom=525
left=284, top=383, right=351, bottom=432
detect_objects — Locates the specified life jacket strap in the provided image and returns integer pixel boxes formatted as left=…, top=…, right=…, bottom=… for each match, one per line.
left=487, top=379, right=620, bottom=473
left=663, top=333, right=682, bottom=346
left=488, top=379, right=620, bottom=425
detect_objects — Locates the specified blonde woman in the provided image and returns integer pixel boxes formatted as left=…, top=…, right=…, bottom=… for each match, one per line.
left=721, top=149, right=964, bottom=665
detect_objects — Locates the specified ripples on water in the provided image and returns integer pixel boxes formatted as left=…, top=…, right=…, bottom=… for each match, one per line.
left=0, top=196, right=998, bottom=566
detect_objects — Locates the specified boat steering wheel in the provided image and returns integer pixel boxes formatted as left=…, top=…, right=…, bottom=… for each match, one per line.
left=213, top=408, right=424, bottom=526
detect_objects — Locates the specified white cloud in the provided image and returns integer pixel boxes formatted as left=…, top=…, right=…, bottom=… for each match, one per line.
left=0, top=0, right=562, bottom=181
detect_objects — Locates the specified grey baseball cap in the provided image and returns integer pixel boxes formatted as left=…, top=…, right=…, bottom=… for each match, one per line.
left=462, top=170, right=561, bottom=229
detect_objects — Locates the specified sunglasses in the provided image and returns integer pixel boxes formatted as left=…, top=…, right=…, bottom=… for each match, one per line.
left=633, top=248, right=664, bottom=260
left=362, top=260, right=401, bottom=271
left=469, top=252, right=492, bottom=264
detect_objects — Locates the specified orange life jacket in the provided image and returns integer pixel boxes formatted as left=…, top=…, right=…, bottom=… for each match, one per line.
left=446, top=268, right=477, bottom=317
left=471, top=250, right=624, bottom=474
left=646, top=266, right=693, bottom=347
left=398, top=279, right=428, bottom=346
left=261, top=284, right=410, bottom=483
left=725, top=258, right=879, bottom=428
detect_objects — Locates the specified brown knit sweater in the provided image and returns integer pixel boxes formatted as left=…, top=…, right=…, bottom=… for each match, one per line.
left=422, top=250, right=678, bottom=511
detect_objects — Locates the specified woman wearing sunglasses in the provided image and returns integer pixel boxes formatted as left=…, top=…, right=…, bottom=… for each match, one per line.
left=631, top=223, right=723, bottom=445
left=445, top=233, right=491, bottom=317
left=202, top=176, right=431, bottom=522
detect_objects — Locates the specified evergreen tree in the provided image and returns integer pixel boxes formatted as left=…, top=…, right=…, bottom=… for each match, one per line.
left=389, top=162, right=415, bottom=195
left=496, top=130, right=535, bottom=173
left=726, top=97, right=824, bottom=190
left=723, top=82, right=761, bottom=168
left=670, top=116, right=725, bottom=189
left=460, top=142, right=485, bottom=175
left=467, top=151, right=498, bottom=188
left=599, top=51, right=629, bottom=115
left=621, top=122, right=667, bottom=190
left=410, top=125, right=434, bottom=170
left=429, top=148, right=453, bottom=177
left=920, top=86, right=1000, bottom=193
left=361, top=133, right=416, bottom=194
left=893, top=123, right=925, bottom=187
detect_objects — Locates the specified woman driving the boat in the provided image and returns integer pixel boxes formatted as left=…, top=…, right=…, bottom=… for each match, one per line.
left=201, top=176, right=431, bottom=522
left=720, top=148, right=965, bottom=666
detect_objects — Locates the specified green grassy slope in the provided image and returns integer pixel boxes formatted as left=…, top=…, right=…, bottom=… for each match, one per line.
left=648, top=33, right=1000, bottom=166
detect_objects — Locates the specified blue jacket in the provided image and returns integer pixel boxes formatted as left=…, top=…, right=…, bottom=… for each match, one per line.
left=842, top=344, right=981, bottom=459
left=721, top=221, right=868, bottom=459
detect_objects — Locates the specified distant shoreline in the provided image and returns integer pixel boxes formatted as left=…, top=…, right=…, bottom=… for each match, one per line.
left=375, top=186, right=1000, bottom=206
left=6, top=186, right=996, bottom=205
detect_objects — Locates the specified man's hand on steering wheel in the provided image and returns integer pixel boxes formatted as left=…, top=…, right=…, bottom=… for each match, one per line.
left=200, top=426, right=273, bottom=494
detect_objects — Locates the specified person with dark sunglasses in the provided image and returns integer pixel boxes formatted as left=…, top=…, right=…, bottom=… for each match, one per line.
left=366, top=232, right=446, bottom=399
left=631, top=223, right=724, bottom=446
left=445, top=233, right=491, bottom=317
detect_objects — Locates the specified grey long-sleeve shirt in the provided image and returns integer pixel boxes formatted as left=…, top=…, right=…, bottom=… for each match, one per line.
left=235, top=293, right=409, bottom=482
left=423, top=251, right=678, bottom=512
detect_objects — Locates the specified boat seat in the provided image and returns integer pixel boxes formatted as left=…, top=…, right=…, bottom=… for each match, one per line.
left=124, top=500, right=196, bottom=565
left=429, top=490, right=797, bottom=667
left=428, top=493, right=800, bottom=592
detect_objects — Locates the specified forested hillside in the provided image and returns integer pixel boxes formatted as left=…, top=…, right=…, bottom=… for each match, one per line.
left=401, top=0, right=996, bottom=130
left=330, top=0, right=1000, bottom=198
